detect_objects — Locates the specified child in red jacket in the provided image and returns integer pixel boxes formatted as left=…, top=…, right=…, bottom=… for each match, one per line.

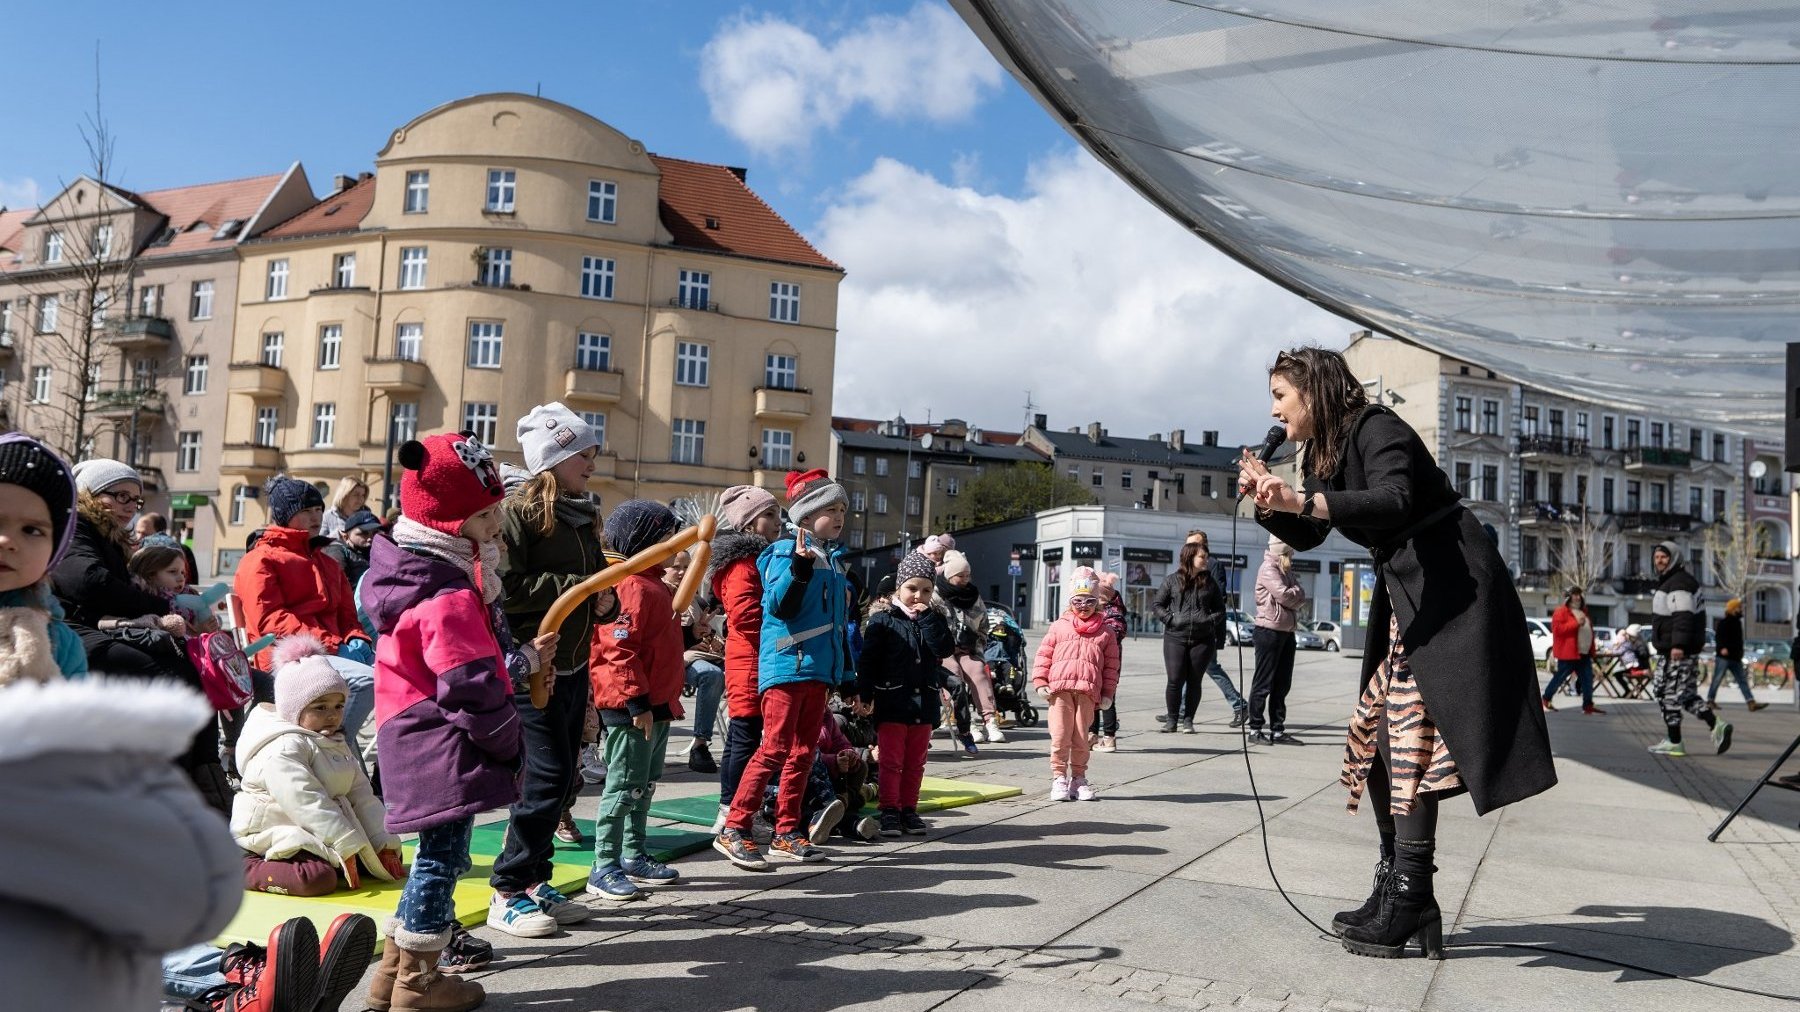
left=705, top=484, right=783, bottom=832
left=585, top=500, right=686, bottom=903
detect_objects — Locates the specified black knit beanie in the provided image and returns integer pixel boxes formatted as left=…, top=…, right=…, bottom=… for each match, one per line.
left=0, top=435, right=77, bottom=568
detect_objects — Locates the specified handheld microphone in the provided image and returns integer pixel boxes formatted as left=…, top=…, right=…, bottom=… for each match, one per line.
left=1238, top=424, right=1289, bottom=500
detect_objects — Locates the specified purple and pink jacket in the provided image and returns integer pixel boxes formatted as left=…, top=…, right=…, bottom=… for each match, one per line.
left=360, top=534, right=524, bottom=834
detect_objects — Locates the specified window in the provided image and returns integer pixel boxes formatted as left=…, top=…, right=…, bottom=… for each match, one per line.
left=874, top=458, right=889, bottom=477
left=946, top=476, right=961, bottom=497
left=30, top=366, right=51, bottom=403
left=390, top=402, right=418, bottom=444
left=1547, top=472, right=1563, bottom=506
left=1603, top=478, right=1615, bottom=513
left=761, top=429, right=793, bottom=469
left=587, top=180, right=617, bottom=223
left=230, top=485, right=251, bottom=526
left=333, top=253, right=356, bottom=288
left=1548, top=408, right=1564, bottom=437
left=905, top=495, right=920, bottom=516
left=579, top=411, right=606, bottom=449
left=1480, top=399, right=1500, bottom=436
left=83, top=364, right=99, bottom=403
left=398, top=247, right=428, bottom=289
left=678, top=269, right=711, bottom=310
left=404, top=170, right=429, bottom=213
left=1201, top=474, right=1213, bottom=496
left=852, top=456, right=866, bottom=475
left=93, top=224, right=113, bottom=258
left=1091, top=468, right=1105, bottom=488
left=90, top=290, right=110, bottom=327
left=849, top=529, right=865, bottom=549
left=479, top=248, right=512, bottom=287
left=254, top=406, right=279, bottom=446
left=1522, top=405, right=1539, bottom=437
left=1522, top=469, right=1539, bottom=503
left=675, top=342, right=709, bottom=386
left=395, top=322, right=422, bottom=361
left=769, top=281, right=800, bottom=323
left=1689, top=427, right=1704, bottom=459
left=850, top=490, right=867, bottom=512
left=1069, top=465, right=1081, bottom=482
left=764, top=353, right=798, bottom=390
left=138, top=284, right=163, bottom=317
left=467, top=321, right=504, bottom=368
left=1649, top=482, right=1665, bottom=513
left=1575, top=411, right=1590, bottom=443
left=874, top=493, right=889, bottom=515
left=1454, top=461, right=1472, bottom=496
left=575, top=332, right=611, bottom=371
left=1713, top=433, right=1728, bottom=464
left=130, top=358, right=157, bottom=392
left=1454, top=396, right=1472, bottom=433
left=1522, top=535, right=1540, bottom=570
left=1689, top=487, right=1704, bottom=518
left=318, top=324, right=342, bottom=369
left=1713, top=488, right=1727, bottom=520
left=311, top=403, right=336, bottom=447
left=580, top=256, right=614, bottom=299
left=1481, top=464, right=1499, bottom=501
left=260, top=332, right=284, bottom=368
left=1626, top=544, right=1642, bottom=577
left=1602, top=415, right=1616, bottom=450
left=184, top=355, right=208, bottom=395
left=1627, top=419, right=1642, bottom=448
left=43, top=231, right=62, bottom=264
left=266, top=259, right=289, bottom=300
left=873, top=531, right=888, bottom=548
left=0, top=301, right=9, bottom=336
left=670, top=418, right=705, bottom=464
left=909, top=460, right=923, bottom=479
left=1121, top=469, right=1133, bottom=490
left=1626, top=480, right=1642, bottom=512
left=462, top=403, right=499, bottom=446
left=1650, top=421, right=1665, bottom=448
left=177, top=432, right=202, bottom=472
left=485, top=169, right=516, bottom=212
left=37, top=295, right=58, bottom=333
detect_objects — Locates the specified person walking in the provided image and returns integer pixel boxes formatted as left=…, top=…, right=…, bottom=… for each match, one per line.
left=1648, top=541, right=1733, bottom=757
left=1239, top=346, right=1556, bottom=960
left=1151, top=541, right=1228, bottom=733
left=1184, top=530, right=1250, bottom=726
left=1542, top=588, right=1604, bottom=715
left=1709, top=598, right=1768, bottom=711
left=1249, top=536, right=1305, bottom=745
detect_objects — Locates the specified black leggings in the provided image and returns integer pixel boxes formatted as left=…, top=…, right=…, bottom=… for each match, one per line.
left=1162, top=638, right=1215, bottom=720
left=1367, top=710, right=1440, bottom=843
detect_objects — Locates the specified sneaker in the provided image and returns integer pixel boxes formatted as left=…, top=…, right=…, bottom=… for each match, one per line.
left=1158, top=715, right=1178, bottom=733
left=585, top=863, right=644, bottom=902
left=1086, top=731, right=1100, bottom=748
left=1250, top=730, right=1273, bottom=745
left=853, top=815, right=881, bottom=841
left=1713, top=720, right=1734, bottom=755
left=970, top=723, right=988, bottom=744
left=1582, top=704, right=1606, bottom=715
left=1095, top=735, right=1117, bottom=753
left=900, top=810, right=928, bottom=835
left=217, top=916, right=318, bottom=1012
left=960, top=734, right=980, bottom=757
left=860, top=783, right=879, bottom=804
left=1181, top=720, right=1197, bottom=734
left=1749, top=700, right=1769, bottom=712
left=984, top=718, right=1007, bottom=743
left=554, top=811, right=584, bottom=845
left=1271, top=732, right=1304, bottom=746
left=621, top=854, right=681, bottom=886
left=1073, top=777, right=1097, bottom=802
left=1229, top=708, right=1248, bottom=729
left=770, top=832, right=827, bottom=863
left=525, top=881, right=593, bottom=925
left=487, top=892, right=558, bottom=937
left=314, top=913, right=377, bottom=1012
left=439, top=925, right=493, bottom=974
left=1049, top=776, right=1070, bottom=802
left=714, top=828, right=771, bottom=870
left=807, top=798, right=846, bottom=844
left=1648, top=739, right=1687, bottom=757
left=710, top=804, right=730, bottom=834
left=688, top=739, right=719, bottom=774
left=579, top=745, right=608, bottom=785
left=879, top=810, right=904, bottom=837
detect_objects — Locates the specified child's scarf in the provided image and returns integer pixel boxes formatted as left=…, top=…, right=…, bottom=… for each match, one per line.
left=392, top=516, right=502, bottom=605
left=1065, top=610, right=1105, bottom=637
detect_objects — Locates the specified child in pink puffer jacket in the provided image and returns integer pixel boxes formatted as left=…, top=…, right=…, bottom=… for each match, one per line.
left=1032, top=567, right=1121, bottom=802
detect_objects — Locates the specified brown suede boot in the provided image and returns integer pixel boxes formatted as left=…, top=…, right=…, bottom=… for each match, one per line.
left=391, top=938, right=485, bottom=1011
left=365, top=919, right=406, bottom=1011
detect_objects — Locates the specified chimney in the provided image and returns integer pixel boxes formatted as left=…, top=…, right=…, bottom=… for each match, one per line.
left=1202, top=430, right=1218, bottom=447
left=1087, top=422, right=1104, bottom=444
left=332, top=174, right=353, bottom=193
left=728, top=166, right=748, bottom=183
left=1169, top=429, right=1185, bottom=452
left=1033, top=413, right=1047, bottom=430
left=357, top=171, right=372, bottom=182
left=1149, top=433, right=1162, bottom=444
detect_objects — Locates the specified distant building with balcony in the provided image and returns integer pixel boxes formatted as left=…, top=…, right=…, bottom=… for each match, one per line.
left=1345, top=332, right=1766, bottom=626
left=1018, top=416, right=1244, bottom=515
left=830, top=416, right=1042, bottom=551
left=0, top=169, right=316, bottom=576
left=1743, top=439, right=1793, bottom=640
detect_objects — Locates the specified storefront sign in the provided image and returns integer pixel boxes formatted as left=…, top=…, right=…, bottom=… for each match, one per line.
left=1012, top=544, right=1038, bottom=559
left=169, top=493, right=210, bottom=509
left=1071, top=540, right=1104, bottom=559
left=1290, top=558, right=1321, bottom=573
left=1041, top=547, right=1064, bottom=564
left=1122, top=547, right=1173, bottom=563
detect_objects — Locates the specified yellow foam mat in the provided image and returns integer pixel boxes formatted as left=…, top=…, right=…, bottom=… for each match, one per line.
left=914, top=776, right=1023, bottom=811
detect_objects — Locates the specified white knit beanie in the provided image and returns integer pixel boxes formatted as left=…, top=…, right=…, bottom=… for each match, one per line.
left=270, top=635, right=351, bottom=726
left=71, top=458, right=142, bottom=494
left=517, top=401, right=599, bottom=475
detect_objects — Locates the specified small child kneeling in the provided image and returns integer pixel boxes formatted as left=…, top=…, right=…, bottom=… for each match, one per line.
left=1032, top=567, right=1120, bottom=802
left=233, top=635, right=404, bottom=895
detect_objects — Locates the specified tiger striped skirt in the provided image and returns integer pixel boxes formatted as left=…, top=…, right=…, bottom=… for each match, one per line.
left=1341, top=614, right=1462, bottom=816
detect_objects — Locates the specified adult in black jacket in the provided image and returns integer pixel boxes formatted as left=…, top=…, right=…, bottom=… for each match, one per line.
left=1649, top=541, right=1732, bottom=755
left=1708, top=598, right=1765, bottom=710
left=1239, top=348, right=1555, bottom=960
left=1150, top=542, right=1227, bottom=733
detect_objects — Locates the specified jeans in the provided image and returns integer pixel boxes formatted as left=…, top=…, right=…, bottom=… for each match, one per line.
left=491, top=667, right=589, bottom=892
left=397, top=816, right=474, bottom=938
left=1708, top=656, right=1755, bottom=703
left=1249, top=627, right=1296, bottom=732
left=1207, top=655, right=1246, bottom=711
left=1543, top=656, right=1596, bottom=707
left=326, top=655, right=376, bottom=765
left=728, top=681, right=828, bottom=835
left=685, top=659, right=724, bottom=742
left=162, top=944, right=227, bottom=1001
left=719, top=714, right=763, bottom=806
left=876, top=722, right=931, bottom=811
left=593, top=720, right=669, bottom=867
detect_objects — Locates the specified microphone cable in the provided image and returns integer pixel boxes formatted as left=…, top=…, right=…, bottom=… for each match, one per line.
left=1225, top=478, right=1799, bottom=1001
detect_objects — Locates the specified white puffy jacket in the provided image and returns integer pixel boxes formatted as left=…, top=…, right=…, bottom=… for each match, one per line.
left=230, top=704, right=401, bottom=878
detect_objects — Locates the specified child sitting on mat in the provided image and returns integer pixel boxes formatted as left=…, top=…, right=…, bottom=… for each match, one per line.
left=233, top=634, right=405, bottom=896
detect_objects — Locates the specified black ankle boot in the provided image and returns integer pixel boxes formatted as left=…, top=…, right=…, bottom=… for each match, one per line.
left=1330, top=856, right=1392, bottom=936
left=1341, top=839, right=1443, bottom=959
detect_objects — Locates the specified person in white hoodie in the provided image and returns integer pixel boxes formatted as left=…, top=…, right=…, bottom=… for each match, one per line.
left=233, top=635, right=405, bottom=896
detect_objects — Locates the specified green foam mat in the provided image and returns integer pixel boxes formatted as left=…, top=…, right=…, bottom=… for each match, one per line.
left=649, top=776, right=1022, bottom=827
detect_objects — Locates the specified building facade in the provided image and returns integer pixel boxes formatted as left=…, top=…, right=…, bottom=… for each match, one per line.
left=216, top=93, right=842, bottom=573
left=0, top=169, right=316, bottom=577
left=1019, top=417, right=1244, bottom=514
left=830, top=416, right=1041, bottom=550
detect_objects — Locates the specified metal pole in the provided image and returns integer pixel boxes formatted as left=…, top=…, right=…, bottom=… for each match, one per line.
left=382, top=403, right=397, bottom=514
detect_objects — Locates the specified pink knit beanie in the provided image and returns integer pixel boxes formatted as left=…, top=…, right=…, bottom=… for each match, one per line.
left=271, top=635, right=351, bottom=726
left=718, top=484, right=778, bottom=532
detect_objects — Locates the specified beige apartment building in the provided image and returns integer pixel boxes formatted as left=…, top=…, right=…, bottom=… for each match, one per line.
left=217, top=93, right=841, bottom=571
left=0, top=169, right=316, bottom=577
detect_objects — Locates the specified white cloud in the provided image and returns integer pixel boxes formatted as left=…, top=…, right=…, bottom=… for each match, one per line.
left=0, top=177, right=41, bottom=211
left=817, top=150, right=1357, bottom=447
left=700, top=2, right=1003, bottom=155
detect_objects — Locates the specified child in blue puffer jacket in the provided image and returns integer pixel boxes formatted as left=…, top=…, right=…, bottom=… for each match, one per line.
left=714, top=469, right=863, bottom=870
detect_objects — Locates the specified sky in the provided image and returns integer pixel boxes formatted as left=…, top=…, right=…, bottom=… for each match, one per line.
left=0, top=0, right=1353, bottom=447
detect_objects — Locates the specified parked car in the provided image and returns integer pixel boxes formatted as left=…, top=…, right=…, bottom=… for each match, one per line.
left=1225, top=610, right=1254, bottom=646
left=1295, top=626, right=1326, bottom=650
left=1527, top=618, right=1554, bottom=668
left=1308, top=620, right=1342, bottom=652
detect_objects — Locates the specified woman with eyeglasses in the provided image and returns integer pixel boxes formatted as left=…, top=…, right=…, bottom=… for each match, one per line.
left=53, top=459, right=233, bottom=813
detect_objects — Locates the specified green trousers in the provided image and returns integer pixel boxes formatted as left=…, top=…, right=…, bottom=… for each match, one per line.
left=593, top=720, right=669, bottom=867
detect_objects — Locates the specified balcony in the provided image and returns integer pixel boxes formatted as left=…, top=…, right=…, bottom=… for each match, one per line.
left=1623, top=446, right=1692, bottom=472
left=1617, top=576, right=1660, bottom=596
left=752, top=468, right=788, bottom=490
left=104, top=315, right=174, bottom=352
left=667, top=296, right=722, bottom=314
left=0, top=329, right=15, bottom=360
left=228, top=362, right=285, bottom=399
left=1518, top=568, right=1557, bottom=591
left=1518, top=501, right=1590, bottom=526
left=1517, top=434, right=1588, bottom=458
left=365, top=357, right=429, bottom=393
left=1618, top=510, right=1693, bottom=534
left=564, top=368, right=623, bottom=406
left=220, top=443, right=282, bottom=475
left=754, top=386, right=813, bottom=421
left=89, top=386, right=166, bottom=422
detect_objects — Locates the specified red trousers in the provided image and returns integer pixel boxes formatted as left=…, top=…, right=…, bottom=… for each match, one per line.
left=727, top=681, right=828, bottom=835
left=243, top=852, right=338, bottom=896
left=876, top=722, right=931, bottom=811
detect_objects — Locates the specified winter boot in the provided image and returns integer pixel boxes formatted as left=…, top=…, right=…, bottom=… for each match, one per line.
left=1340, top=839, right=1443, bottom=959
left=389, top=930, right=485, bottom=1011
left=364, top=919, right=405, bottom=1011
left=1330, top=855, right=1392, bottom=936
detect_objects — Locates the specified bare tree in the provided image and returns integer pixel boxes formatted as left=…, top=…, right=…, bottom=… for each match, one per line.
left=1704, top=508, right=1762, bottom=607
left=1549, top=505, right=1620, bottom=597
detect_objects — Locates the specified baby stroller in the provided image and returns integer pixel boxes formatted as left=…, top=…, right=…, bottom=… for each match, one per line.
left=985, top=606, right=1038, bottom=727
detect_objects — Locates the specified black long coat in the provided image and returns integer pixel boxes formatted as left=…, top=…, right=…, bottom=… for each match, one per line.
left=1258, top=406, right=1556, bottom=815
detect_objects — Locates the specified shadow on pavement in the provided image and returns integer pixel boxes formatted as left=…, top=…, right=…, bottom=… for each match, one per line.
left=1451, top=904, right=1795, bottom=984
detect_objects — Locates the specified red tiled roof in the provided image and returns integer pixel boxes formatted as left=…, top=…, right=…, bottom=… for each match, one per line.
left=0, top=208, right=31, bottom=259
left=650, top=155, right=839, bottom=273
left=135, top=172, right=289, bottom=258
left=257, top=176, right=377, bottom=240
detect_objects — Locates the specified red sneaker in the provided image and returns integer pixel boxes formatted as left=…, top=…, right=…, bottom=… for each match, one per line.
left=216, top=916, right=320, bottom=1012
left=315, top=913, right=377, bottom=1012
left=1582, top=704, right=1606, bottom=715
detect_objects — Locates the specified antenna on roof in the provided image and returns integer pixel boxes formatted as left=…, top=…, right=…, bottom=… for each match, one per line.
left=1022, top=390, right=1039, bottom=432
left=535, top=82, right=541, bottom=97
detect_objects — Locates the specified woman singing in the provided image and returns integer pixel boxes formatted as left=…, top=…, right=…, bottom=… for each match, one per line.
left=1237, top=348, right=1555, bottom=959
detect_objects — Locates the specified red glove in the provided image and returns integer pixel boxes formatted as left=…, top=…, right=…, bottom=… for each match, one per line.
left=342, top=859, right=361, bottom=891
left=378, top=848, right=407, bottom=880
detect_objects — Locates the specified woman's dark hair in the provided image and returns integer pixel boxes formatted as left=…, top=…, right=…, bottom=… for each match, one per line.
left=1177, top=541, right=1209, bottom=591
left=1270, top=347, right=1369, bottom=481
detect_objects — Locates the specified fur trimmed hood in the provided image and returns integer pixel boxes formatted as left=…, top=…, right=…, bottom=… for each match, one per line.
left=0, top=676, right=210, bottom=765
left=707, top=528, right=769, bottom=580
